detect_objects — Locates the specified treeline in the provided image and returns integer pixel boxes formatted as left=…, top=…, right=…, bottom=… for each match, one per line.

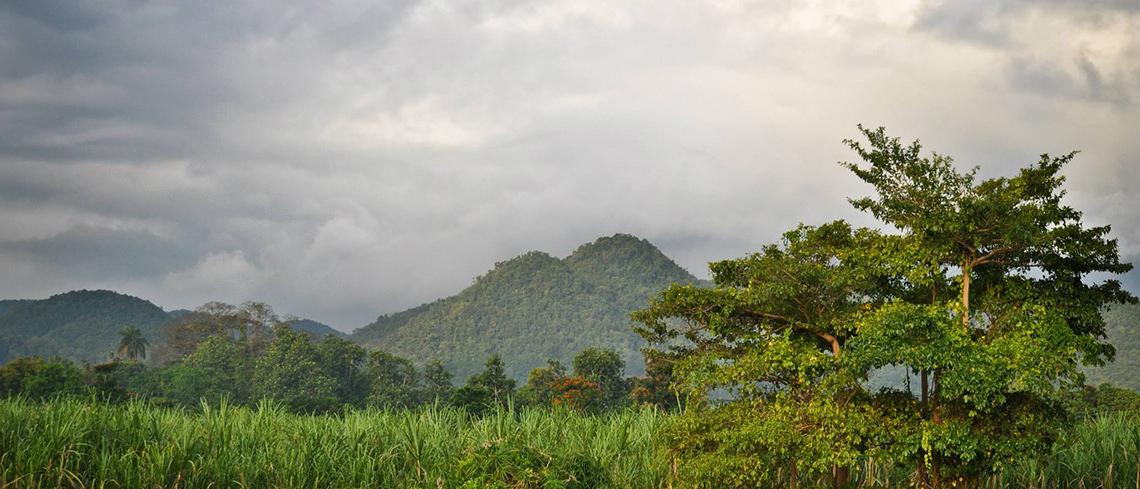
left=0, top=301, right=678, bottom=415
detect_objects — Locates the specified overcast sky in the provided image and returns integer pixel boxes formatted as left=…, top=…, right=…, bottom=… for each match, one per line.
left=1, top=0, right=1138, bottom=330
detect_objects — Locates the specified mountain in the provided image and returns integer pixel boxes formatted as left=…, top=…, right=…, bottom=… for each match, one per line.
left=288, top=318, right=345, bottom=338
left=0, top=290, right=172, bottom=364
left=1086, top=303, right=1140, bottom=390
left=351, top=234, right=699, bottom=380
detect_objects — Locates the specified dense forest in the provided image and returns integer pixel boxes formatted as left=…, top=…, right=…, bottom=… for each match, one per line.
left=352, top=234, right=699, bottom=380
left=0, top=290, right=171, bottom=364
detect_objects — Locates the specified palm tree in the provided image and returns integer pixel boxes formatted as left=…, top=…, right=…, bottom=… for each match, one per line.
left=117, top=326, right=149, bottom=361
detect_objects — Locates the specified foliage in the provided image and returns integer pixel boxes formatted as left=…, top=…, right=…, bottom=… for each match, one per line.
left=0, top=398, right=668, bottom=489
left=0, top=290, right=169, bottom=364
left=251, top=325, right=339, bottom=413
left=633, top=220, right=875, bottom=486
left=550, top=375, right=604, bottom=413
left=155, top=301, right=282, bottom=363
left=517, top=359, right=567, bottom=407
left=352, top=234, right=699, bottom=380
left=6, top=397, right=1140, bottom=488
left=629, top=351, right=680, bottom=410
left=454, top=354, right=517, bottom=415
left=116, top=325, right=149, bottom=361
left=422, top=359, right=455, bottom=404
left=167, top=335, right=252, bottom=406
left=573, top=348, right=629, bottom=410
left=0, top=357, right=88, bottom=399
left=1085, top=303, right=1140, bottom=390
left=316, top=335, right=370, bottom=407
left=634, top=126, right=1136, bottom=487
left=366, top=349, right=420, bottom=409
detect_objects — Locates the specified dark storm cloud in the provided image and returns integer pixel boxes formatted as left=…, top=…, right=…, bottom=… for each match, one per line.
left=0, top=225, right=200, bottom=279
left=915, top=0, right=1140, bottom=46
left=0, top=0, right=1137, bottom=329
left=915, top=0, right=1140, bottom=107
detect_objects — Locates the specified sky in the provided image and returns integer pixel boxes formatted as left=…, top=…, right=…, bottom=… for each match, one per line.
left=1, top=0, right=1138, bottom=331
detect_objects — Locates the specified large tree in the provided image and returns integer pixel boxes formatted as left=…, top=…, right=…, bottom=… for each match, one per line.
left=157, top=301, right=282, bottom=362
left=633, top=221, right=882, bottom=487
left=634, top=127, right=1136, bottom=488
left=840, top=126, right=1135, bottom=486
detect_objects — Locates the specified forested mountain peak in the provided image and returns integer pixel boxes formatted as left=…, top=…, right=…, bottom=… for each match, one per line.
left=352, top=234, right=698, bottom=380
left=287, top=318, right=345, bottom=338
left=565, top=234, right=694, bottom=289
left=0, top=289, right=171, bottom=364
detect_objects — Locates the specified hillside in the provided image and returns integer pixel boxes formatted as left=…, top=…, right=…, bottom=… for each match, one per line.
left=1086, top=303, right=1140, bottom=390
left=287, top=319, right=345, bottom=338
left=351, top=234, right=699, bottom=380
left=0, top=290, right=171, bottom=364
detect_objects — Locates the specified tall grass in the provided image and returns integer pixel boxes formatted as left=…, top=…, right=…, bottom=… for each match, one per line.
left=4, top=398, right=1140, bottom=488
left=0, top=398, right=668, bottom=488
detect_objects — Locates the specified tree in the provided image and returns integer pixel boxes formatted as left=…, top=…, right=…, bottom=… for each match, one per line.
left=420, top=360, right=454, bottom=405
left=633, top=126, right=1135, bottom=487
left=252, top=325, right=338, bottom=413
left=633, top=221, right=878, bottom=487
left=629, top=350, right=681, bottom=410
left=572, top=348, right=628, bottom=410
left=117, top=326, right=148, bottom=361
left=365, top=349, right=419, bottom=409
left=0, top=357, right=88, bottom=399
left=549, top=375, right=603, bottom=412
left=452, top=354, right=516, bottom=414
left=517, top=359, right=566, bottom=407
left=839, top=126, right=1136, bottom=486
left=167, top=335, right=252, bottom=406
left=317, top=336, right=369, bottom=407
left=157, top=301, right=281, bottom=362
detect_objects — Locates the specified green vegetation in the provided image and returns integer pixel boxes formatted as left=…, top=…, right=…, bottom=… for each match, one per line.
left=634, top=126, right=1136, bottom=487
left=0, top=290, right=170, bottom=364
left=0, top=397, right=668, bottom=489
left=0, top=291, right=343, bottom=367
left=4, top=397, right=1140, bottom=488
left=0, top=298, right=669, bottom=418
left=116, top=325, right=148, bottom=361
left=352, top=234, right=699, bottom=380
left=1087, top=303, right=1140, bottom=391
left=287, top=318, right=346, bottom=338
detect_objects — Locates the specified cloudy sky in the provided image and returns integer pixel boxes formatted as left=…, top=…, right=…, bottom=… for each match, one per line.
left=1, top=0, right=1138, bottom=330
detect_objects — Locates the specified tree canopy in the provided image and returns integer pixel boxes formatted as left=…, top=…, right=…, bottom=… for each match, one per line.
left=634, top=126, right=1137, bottom=488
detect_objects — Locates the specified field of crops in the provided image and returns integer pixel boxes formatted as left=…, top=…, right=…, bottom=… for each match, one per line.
left=0, top=398, right=668, bottom=488
left=3, top=398, right=1140, bottom=488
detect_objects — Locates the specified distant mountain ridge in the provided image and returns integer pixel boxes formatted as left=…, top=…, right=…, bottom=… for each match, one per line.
left=1085, top=303, right=1140, bottom=391
left=288, top=318, right=346, bottom=338
left=0, top=291, right=343, bottom=364
left=0, top=290, right=171, bottom=364
left=351, top=234, right=700, bottom=380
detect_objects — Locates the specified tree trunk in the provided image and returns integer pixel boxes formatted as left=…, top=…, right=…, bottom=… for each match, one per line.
left=961, top=262, right=971, bottom=331
left=930, top=370, right=943, bottom=489
left=832, top=465, right=850, bottom=488
left=918, top=371, right=930, bottom=487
